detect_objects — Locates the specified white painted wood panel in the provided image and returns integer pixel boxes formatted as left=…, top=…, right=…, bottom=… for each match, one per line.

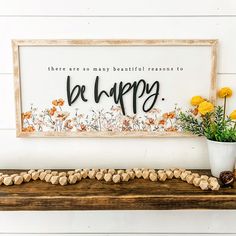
left=0, top=0, right=235, bottom=16
left=1, top=17, right=236, bottom=73
left=0, top=129, right=209, bottom=169
left=0, top=235, right=232, bottom=236
left=0, top=211, right=235, bottom=234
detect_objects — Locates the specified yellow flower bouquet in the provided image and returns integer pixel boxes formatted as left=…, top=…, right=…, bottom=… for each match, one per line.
left=180, top=87, right=236, bottom=142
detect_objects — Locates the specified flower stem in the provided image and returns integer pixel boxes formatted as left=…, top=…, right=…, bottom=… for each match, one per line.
left=223, top=96, right=227, bottom=120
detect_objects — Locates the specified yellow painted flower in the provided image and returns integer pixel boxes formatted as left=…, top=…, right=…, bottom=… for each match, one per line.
left=218, top=87, right=233, bottom=98
left=230, top=110, right=236, bottom=120
left=198, top=101, right=214, bottom=115
left=190, top=96, right=205, bottom=106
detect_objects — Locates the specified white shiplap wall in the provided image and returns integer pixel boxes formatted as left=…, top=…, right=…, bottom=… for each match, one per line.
left=0, top=1, right=236, bottom=234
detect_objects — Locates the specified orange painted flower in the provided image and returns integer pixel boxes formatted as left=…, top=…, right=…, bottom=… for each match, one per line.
left=146, top=118, right=155, bottom=126
left=218, top=87, right=233, bottom=98
left=79, top=124, right=87, bottom=132
left=159, top=119, right=165, bottom=125
left=163, top=112, right=175, bottom=119
left=166, top=127, right=177, bottom=132
left=49, top=107, right=57, bottom=116
left=52, top=98, right=65, bottom=106
left=22, top=111, right=32, bottom=120
left=52, top=99, right=58, bottom=106
left=22, top=126, right=35, bottom=132
left=57, top=98, right=64, bottom=106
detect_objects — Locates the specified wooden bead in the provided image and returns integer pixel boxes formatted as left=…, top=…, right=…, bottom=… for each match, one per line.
left=95, top=172, right=104, bottom=181
left=39, top=172, right=47, bottom=181
left=208, top=177, right=217, bottom=182
left=37, top=169, right=44, bottom=173
left=59, top=176, right=68, bottom=186
left=23, top=174, right=31, bottom=183
left=67, top=171, right=75, bottom=176
left=104, top=173, right=112, bottom=182
left=180, top=171, right=191, bottom=181
left=0, top=176, right=3, bottom=185
left=142, top=170, right=150, bottom=179
left=186, top=174, right=195, bottom=184
left=191, top=173, right=200, bottom=179
left=11, top=174, right=18, bottom=178
left=149, top=169, right=156, bottom=173
left=165, top=170, right=174, bottom=179
left=75, top=169, right=81, bottom=173
left=200, top=175, right=209, bottom=181
left=75, top=173, right=82, bottom=181
left=158, top=171, right=167, bottom=182
left=28, top=169, right=35, bottom=174
left=3, top=176, right=13, bottom=186
left=45, top=170, right=52, bottom=174
left=193, top=177, right=201, bottom=187
left=173, top=169, right=182, bottom=178
left=31, top=171, right=39, bottom=180
left=80, top=170, right=88, bottom=179
left=88, top=170, right=96, bottom=179
left=209, top=181, right=220, bottom=191
left=179, top=168, right=186, bottom=172
left=51, top=171, right=58, bottom=176
left=149, top=172, right=158, bottom=182
left=100, top=169, right=107, bottom=174
left=20, top=172, right=27, bottom=177
left=59, top=172, right=67, bottom=177
left=170, top=167, right=178, bottom=171
left=135, top=170, right=142, bottom=179
left=68, top=175, right=77, bottom=184
left=13, top=175, right=23, bottom=185
left=108, top=169, right=116, bottom=175
left=199, top=180, right=209, bottom=190
left=127, top=171, right=135, bottom=179
left=121, top=173, right=130, bottom=182
left=117, top=170, right=124, bottom=175
left=45, top=174, right=52, bottom=183
left=112, top=174, right=121, bottom=183
left=50, top=176, right=59, bottom=185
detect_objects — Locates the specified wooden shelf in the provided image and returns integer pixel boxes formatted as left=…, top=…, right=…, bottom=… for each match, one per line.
left=0, top=170, right=235, bottom=210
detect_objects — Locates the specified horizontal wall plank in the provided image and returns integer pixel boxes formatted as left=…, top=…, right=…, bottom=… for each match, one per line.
left=0, top=211, right=235, bottom=233
left=0, top=235, right=232, bottom=236
left=1, top=73, right=235, bottom=130
left=0, top=129, right=209, bottom=169
left=0, top=0, right=235, bottom=16
left=0, top=17, right=236, bottom=73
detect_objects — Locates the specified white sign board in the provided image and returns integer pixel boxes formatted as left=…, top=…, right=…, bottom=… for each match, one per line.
left=13, top=39, right=217, bottom=137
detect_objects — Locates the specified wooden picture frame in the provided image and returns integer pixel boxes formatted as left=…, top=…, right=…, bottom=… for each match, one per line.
left=12, top=39, right=217, bottom=138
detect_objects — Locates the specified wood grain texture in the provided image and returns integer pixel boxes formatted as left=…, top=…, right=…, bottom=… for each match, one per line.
left=0, top=169, right=235, bottom=210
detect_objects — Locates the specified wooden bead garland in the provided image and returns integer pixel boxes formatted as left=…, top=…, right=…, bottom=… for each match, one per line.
left=0, top=168, right=221, bottom=191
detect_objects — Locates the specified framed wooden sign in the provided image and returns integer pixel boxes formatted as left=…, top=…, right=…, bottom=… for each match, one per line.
left=13, top=39, right=217, bottom=137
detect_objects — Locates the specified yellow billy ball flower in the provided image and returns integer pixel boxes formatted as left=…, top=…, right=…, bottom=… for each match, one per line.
left=218, top=87, right=233, bottom=98
left=230, top=110, right=236, bottom=120
left=198, top=101, right=214, bottom=115
left=190, top=96, right=205, bottom=106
